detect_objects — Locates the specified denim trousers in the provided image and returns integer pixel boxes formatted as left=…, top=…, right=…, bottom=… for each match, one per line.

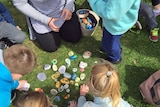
left=101, top=27, right=122, bottom=61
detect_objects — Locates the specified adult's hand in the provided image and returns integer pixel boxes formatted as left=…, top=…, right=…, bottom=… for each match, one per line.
left=48, top=18, right=60, bottom=32
left=62, top=8, right=72, bottom=21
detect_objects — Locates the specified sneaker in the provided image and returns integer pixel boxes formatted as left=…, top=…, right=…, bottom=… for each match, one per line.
left=134, top=21, right=142, bottom=30
left=149, top=28, right=159, bottom=42
left=99, top=47, right=105, bottom=53
left=0, top=41, right=8, bottom=50
left=0, top=38, right=14, bottom=50
left=10, top=90, right=17, bottom=103
left=1, top=38, right=14, bottom=47
left=130, top=21, right=142, bottom=34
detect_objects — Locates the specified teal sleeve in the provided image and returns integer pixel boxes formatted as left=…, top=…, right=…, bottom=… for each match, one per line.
left=11, top=80, right=19, bottom=90
left=87, top=0, right=140, bottom=20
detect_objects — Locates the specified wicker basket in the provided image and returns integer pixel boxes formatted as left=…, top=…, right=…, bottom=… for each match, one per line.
left=76, top=9, right=100, bottom=36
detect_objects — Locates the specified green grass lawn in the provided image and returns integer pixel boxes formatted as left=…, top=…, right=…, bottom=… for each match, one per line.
left=2, top=0, right=160, bottom=107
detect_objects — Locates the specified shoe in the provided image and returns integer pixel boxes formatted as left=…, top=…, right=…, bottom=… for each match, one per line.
left=130, top=21, right=142, bottom=34
left=99, top=47, right=122, bottom=54
left=99, top=47, right=105, bottom=53
left=0, top=38, right=13, bottom=50
left=1, top=38, right=14, bottom=47
left=10, top=90, right=17, bottom=103
left=105, top=57, right=122, bottom=64
left=134, top=21, right=142, bottom=30
left=149, top=28, right=159, bottom=42
left=0, top=41, right=8, bottom=50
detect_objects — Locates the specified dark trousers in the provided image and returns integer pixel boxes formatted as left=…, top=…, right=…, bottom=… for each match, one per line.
left=139, top=2, right=158, bottom=30
left=33, top=12, right=82, bottom=52
left=101, top=27, right=122, bottom=61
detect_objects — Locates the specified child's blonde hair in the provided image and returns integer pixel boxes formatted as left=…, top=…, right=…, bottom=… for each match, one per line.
left=3, top=44, right=36, bottom=75
left=15, top=91, right=51, bottom=107
left=90, top=60, right=121, bottom=107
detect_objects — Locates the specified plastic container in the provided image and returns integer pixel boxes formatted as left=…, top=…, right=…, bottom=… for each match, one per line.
left=54, top=16, right=64, bottom=28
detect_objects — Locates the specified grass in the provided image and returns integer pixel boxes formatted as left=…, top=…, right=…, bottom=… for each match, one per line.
left=2, top=0, right=160, bottom=107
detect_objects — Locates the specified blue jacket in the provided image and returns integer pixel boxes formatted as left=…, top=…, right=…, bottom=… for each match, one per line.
left=78, top=96, right=133, bottom=107
left=0, top=2, right=16, bottom=26
left=0, top=50, right=19, bottom=107
left=87, top=0, right=141, bottom=35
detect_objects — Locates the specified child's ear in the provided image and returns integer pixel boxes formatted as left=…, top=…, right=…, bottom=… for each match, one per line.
left=11, top=73, right=22, bottom=80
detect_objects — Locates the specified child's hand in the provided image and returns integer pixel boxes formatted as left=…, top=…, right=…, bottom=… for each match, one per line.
left=16, top=80, right=27, bottom=90
left=80, top=84, right=89, bottom=96
left=16, top=26, right=21, bottom=30
left=68, top=100, right=77, bottom=107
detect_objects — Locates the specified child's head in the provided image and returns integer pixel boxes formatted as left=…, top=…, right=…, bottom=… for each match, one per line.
left=3, top=44, right=36, bottom=77
left=89, top=60, right=121, bottom=107
left=15, top=91, right=51, bottom=107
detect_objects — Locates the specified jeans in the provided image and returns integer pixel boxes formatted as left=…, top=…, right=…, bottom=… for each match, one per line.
left=101, top=27, right=122, bottom=61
